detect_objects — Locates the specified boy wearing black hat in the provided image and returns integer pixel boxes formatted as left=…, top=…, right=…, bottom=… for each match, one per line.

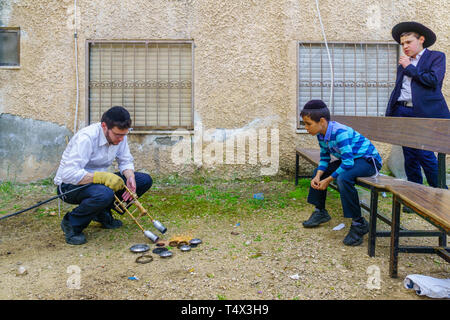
left=54, top=106, right=153, bottom=245
left=300, top=100, right=382, bottom=246
left=386, top=22, right=450, bottom=199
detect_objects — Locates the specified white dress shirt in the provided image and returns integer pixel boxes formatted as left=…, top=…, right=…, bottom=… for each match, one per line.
left=54, top=123, right=134, bottom=185
left=398, top=48, right=426, bottom=103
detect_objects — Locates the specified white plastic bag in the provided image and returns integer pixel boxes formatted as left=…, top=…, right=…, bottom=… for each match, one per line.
left=404, top=274, right=450, bottom=299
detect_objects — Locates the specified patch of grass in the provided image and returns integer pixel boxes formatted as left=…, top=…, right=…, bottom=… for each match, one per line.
left=0, top=181, right=16, bottom=202
left=0, top=176, right=345, bottom=243
left=30, top=177, right=54, bottom=186
left=138, top=179, right=312, bottom=221
left=288, top=179, right=310, bottom=199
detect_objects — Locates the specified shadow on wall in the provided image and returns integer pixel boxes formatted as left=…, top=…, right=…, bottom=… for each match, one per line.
left=0, top=114, right=72, bottom=183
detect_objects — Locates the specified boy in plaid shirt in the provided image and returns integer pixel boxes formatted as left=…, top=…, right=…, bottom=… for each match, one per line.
left=300, top=100, right=382, bottom=246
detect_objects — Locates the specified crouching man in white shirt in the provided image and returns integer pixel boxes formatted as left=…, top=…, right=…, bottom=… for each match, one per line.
left=54, top=106, right=152, bottom=245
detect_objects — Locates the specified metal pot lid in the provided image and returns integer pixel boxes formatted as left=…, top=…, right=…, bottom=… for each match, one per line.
left=159, top=250, right=173, bottom=258
left=179, top=245, right=191, bottom=252
left=189, top=238, right=202, bottom=245
left=152, top=247, right=168, bottom=254
left=130, top=244, right=150, bottom=253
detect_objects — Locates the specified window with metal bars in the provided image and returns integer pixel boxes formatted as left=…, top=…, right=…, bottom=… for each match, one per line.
left=0, top=27, right=20, bottom=67
left=297, top=42, right=398, bottom=128
left=87, top=40, right=193, bottom=130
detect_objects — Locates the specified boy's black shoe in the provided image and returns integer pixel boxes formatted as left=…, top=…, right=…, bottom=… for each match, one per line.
left=94, top=210, right=123, bottom=229
left=402, top=206, right=414, bottom=214
left=343, top=217, right=369, bottom=246
left=302, top=209, right=331, bottom=228
left=61, top=214, right=87, bottom=245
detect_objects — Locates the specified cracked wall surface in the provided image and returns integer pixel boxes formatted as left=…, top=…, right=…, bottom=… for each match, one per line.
left=1, top=0, right=449, bottom=182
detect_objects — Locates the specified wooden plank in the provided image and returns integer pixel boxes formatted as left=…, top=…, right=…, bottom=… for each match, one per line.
left=357, top=175, right=417, bottom=190
left=295, top=148, right=321, bottom=166
left=332, top=115, right=450, bottom=154
left=387, top=184, right=450, bottom=233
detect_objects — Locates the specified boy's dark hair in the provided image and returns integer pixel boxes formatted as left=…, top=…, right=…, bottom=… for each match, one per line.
left=101, top=106, right=132, bottom=129
left=400, top=31, right=421, bottom=39
left=300, top=100, right=330, bottom=122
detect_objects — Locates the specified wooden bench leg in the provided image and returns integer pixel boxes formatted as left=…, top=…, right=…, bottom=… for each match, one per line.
left=389, top=195, right=401, bottom=278
left=437, top=153, right=446, bottom=189
left=368, top=190, right=379, bottom=257
left=295, top=153, right=299, bottom=186
left=439, top=232, right=447, bottom=247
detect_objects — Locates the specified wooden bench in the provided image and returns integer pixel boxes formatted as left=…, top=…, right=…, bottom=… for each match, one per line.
left=295, top=115, right=450, bottom=277
left=388, top=184, right=450, bottom=277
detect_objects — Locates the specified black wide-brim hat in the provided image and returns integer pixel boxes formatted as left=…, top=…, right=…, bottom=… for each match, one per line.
left=392, top=22, right=436, bottom=48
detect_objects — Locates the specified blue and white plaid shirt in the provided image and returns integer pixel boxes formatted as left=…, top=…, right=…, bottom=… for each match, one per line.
left=317, top=121, right=382, bottom=179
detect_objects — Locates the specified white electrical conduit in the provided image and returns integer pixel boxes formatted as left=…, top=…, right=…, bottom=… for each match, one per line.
left=314, top=0, right=334, bottom=108
left=73, top=0, right=80, bottom=133
left=59, top=0, right=79, bottom=217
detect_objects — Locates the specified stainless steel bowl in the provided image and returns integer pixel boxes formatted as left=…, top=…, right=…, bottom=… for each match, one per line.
left=179, top=245, right=191, bottom=252
left=152, top=247, right=168, bottom=254
left=130, top=244, right=150, bottom=253
left=159, top=250, right=173, bottom=258
left=189, top=238, right=202, bottom=246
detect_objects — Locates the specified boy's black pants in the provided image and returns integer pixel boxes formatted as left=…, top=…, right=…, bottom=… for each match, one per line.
left=307, top=158, right=379, bottom=219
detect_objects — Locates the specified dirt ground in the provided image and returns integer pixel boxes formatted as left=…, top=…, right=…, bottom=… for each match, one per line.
left=0, top=177, right=448, bottom=300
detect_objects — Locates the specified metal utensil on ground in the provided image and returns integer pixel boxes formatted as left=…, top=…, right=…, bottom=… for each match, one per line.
left=189, top=238, right=202, bottom=247
left=114, top=185, right=167, bottom=242
left=135, top=254, right=153, bottom=264
left=130, top=244, right=150, bottom=253
left=152, top=247, right=168, bottom=254
left=159, top=250, right=173, bottom=258
left=169, top=240, right=179, bottom=247
left=179, top=245, right=191, bottom=252
left=177, top=241, right=189, bottom=248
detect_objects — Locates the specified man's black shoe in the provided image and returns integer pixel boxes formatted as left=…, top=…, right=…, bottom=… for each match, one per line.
left=94, top=210, right=123, bottom=229
left=61, top=215, right=87, bottom=245
left=302, top=209, right=331, bottom=228
left=343, top=217, right=369, bottom=246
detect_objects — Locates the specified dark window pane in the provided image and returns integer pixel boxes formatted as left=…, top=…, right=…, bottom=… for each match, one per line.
left=0, top=29, right=19, bottom=66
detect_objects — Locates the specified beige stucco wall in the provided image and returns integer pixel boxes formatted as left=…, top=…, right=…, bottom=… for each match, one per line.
left=1, top=0, right=449, bottom=182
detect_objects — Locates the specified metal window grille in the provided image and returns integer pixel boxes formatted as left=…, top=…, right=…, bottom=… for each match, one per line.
left=87, top=40, right=194, bottom=130
left=0, top=27, right=20, bottom=67
left=298, top=42, right=398, bottom=128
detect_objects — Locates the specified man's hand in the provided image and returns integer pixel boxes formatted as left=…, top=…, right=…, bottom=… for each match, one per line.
left=122, top=169, right=136, bottom=201
left=92, top=172, right=125, bottom=192
left=399, top=55, right=411, bottom=69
